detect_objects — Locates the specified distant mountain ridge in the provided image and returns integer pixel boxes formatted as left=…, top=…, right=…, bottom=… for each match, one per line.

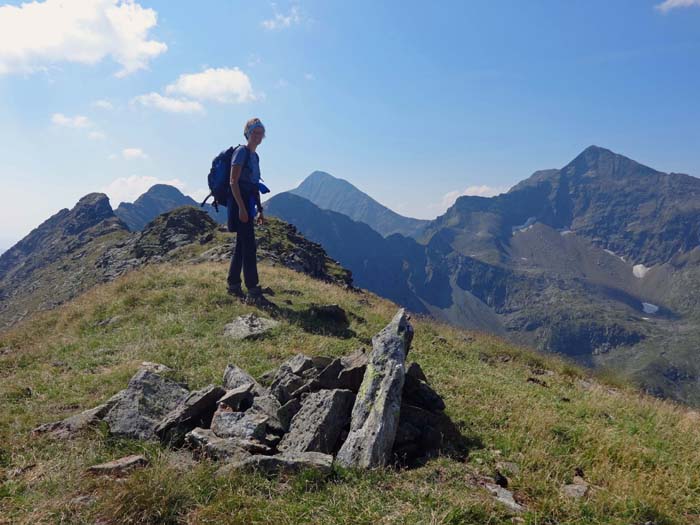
left=115, top=184, right=227, bottom=231
left=289, top=170, right=430, bottom=238
left=268, top=146, right=700, bottom=407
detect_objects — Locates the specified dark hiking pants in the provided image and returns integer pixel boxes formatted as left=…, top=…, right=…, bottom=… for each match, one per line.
left=227, top=196, right=259, bottom=290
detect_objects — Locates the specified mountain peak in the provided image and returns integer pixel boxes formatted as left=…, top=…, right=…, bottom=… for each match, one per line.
left=564, top=145, right=658, bottom=179
left=67, top=193, right=117, bottom=235
left=139, top=184, right=188, bottom=201
left=290, top=171, right=430, bottom=238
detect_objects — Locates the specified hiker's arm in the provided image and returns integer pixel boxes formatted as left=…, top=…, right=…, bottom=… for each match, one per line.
left=229, top=165, right=246, bottom=210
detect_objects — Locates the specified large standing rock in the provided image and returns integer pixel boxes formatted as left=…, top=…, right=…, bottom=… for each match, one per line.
left=336, top=309, right=413, bottom=468
left=155, top=385, right=225, bottom=446
left=278, top=389, right=355, bottom=454
left=103, top=366, right=189, bottom=440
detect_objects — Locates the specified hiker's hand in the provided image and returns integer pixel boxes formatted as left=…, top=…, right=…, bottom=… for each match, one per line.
left=256, top=212, right=265, bottom=226
left=238, top=209, right=249, bottom=223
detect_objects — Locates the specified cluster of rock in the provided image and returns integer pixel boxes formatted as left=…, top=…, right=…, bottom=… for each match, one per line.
left=34, top=309, right=461, bottom=475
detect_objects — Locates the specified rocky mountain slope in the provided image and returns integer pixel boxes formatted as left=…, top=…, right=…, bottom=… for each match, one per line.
left=114, top=184, right=227, bottom=230
left=2, top=251, right=699, bottom=523
left=289, top=170, right=430, bottom=238
left=268, top=146, right=700, bottom=406
left=0, top=194, right=351, bottom=330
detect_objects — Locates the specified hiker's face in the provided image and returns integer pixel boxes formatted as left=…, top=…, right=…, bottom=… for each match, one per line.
left=249, top=127, right=265, bottom=146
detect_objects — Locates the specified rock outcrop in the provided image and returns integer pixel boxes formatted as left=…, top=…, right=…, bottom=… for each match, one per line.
left=33, top=309, right=463, bottom=475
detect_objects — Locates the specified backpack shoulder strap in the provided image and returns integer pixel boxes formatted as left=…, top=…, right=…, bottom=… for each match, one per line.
left=234, top=144, right=250, bottom=169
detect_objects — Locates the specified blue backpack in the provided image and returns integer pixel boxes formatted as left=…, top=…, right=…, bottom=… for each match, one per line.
left=201, top=144, right=271, bottom=213
left=201, top=145, right=240, bottom=212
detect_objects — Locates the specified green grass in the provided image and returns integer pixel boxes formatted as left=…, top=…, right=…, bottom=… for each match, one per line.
left=1, top=261, right=699, bottom=524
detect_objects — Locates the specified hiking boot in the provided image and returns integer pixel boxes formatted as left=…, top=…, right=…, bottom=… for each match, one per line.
left=227, top=284, right=245, bottom=299
left=245, top=286, right=277, bottom=309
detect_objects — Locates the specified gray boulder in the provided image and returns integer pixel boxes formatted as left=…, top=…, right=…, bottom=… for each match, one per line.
left=278, top=389, right=355, bottom=454
left=223, top=313, right=280, bottom=340
left=155, top=385, right=225, bottom=446
left=247, top=394, right=286, bottom=435
left=103, top=367, right=189, bottom=440
left=270, top=363, right=307, bottom=404
left=337, top=348, right=369, bottom=391
left=278, top=398, right=302, bottom=431
left=336, top=309, right=413, bottom=468
left=210, top=408, right=269, bottom=443
left=219, top=451, right=333, bottom=477
left=218, top=384, right=255, bottom=412
left=185, top=427, right=264, bottom=461
left=32, top=399, right=116, bottom=439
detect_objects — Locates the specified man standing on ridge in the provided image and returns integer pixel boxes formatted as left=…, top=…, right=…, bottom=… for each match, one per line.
left=227, top=117, right=273, bottom=307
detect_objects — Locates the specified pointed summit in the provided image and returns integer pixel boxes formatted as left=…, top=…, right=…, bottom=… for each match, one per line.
left=289, top=171, right=430, bottom=238
left=563, top=145, right=659, bottom=179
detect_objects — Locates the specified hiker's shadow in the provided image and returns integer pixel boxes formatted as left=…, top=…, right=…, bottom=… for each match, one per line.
left=269, top=302, right=356, bottom=339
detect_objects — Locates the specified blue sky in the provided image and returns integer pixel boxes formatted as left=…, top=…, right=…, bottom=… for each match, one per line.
left=1, top=0, right=699, bottom=250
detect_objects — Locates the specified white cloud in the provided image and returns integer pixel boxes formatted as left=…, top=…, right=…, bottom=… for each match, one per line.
left=88, top=130, right=106, bottom=140
left=92, top=99, right=114, bottom=110
left=441, top=185, right=509, bottom=208
left=121, top=147, right=147, bottom=160
left=304, top=72, right=315, bottom=80
left=261, top=4, right=302, bottom=30
left=0, top=0, right=167, bottom=77
left=165, top=67, right=259, bottom=103
left=101, top=175, right=185, bottom=205
left=655, top=0, right=700, bottom=11
left=131, top=92, right=204, bottom=113
left=51, top=113, right=92, bottom=128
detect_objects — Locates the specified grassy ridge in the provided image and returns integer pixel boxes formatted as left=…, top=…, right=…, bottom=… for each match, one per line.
left=1, top=261, right=699, bottom=524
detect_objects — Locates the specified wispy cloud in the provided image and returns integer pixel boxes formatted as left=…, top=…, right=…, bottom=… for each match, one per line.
left=441, top=185, right=509, bottom=208
left=304, top=72, right=315, bottom=81
left=165, top=67, right=259, bottom=103
left=131, top=92, right=204, bottom=114
left=92, top=99, right=114, bottom=110
left=121, top=148, right=148, bottom=160
left=51, top=113, right=91, bottom=128
left=0, top=0, right=166, bottom=77
left=88, top=130, right=106, bottom=140
left=261, top=4, right=303, bottom=30
left=655, top=0, right=700, bottom=11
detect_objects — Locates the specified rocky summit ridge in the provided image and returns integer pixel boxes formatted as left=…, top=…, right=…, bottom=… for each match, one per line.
left=0, top=195, right=351, bottom=330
